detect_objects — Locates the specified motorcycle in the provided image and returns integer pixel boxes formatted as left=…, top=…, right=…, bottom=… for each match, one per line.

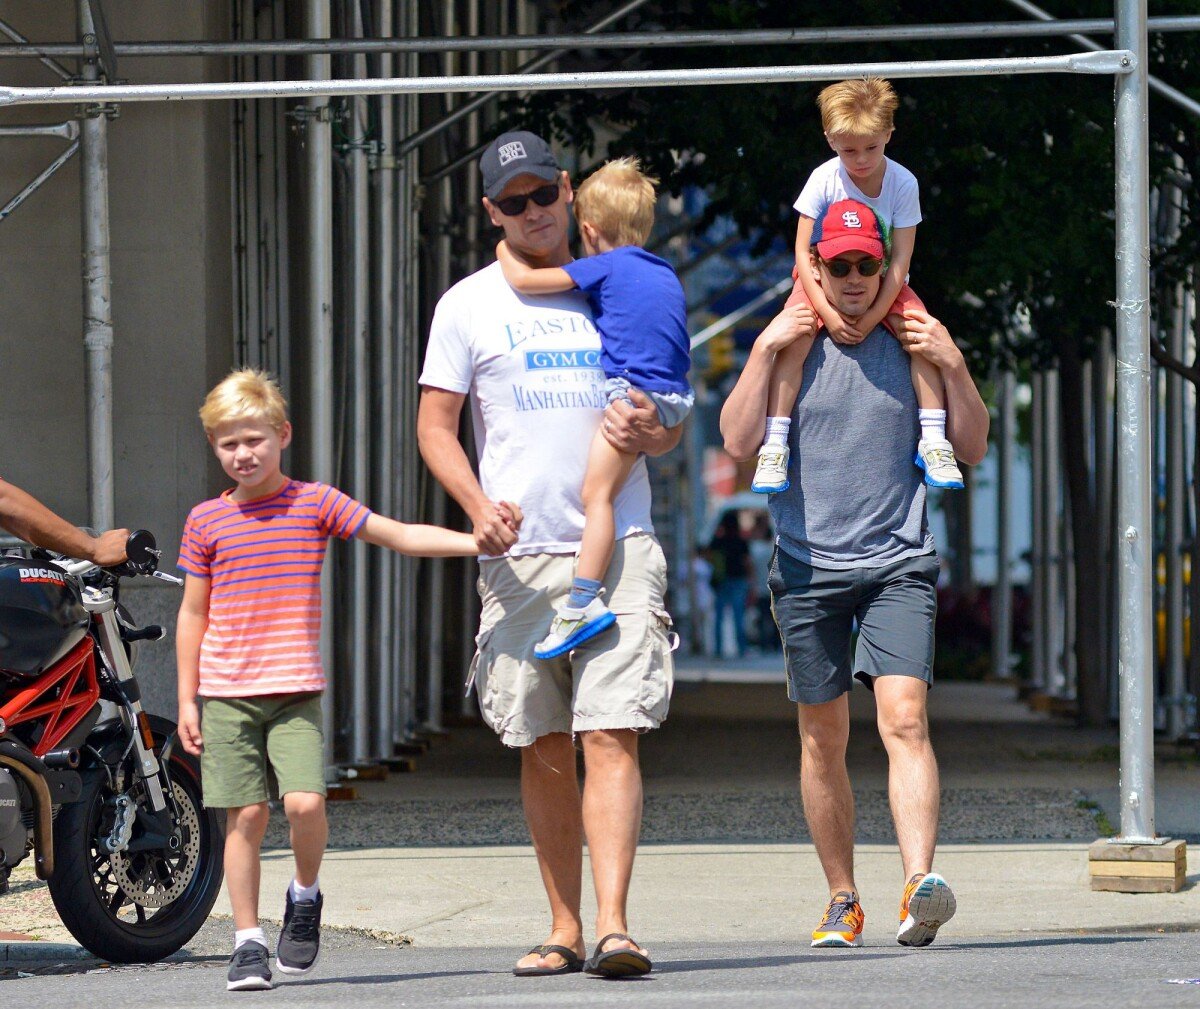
left=0, top=530, right=223, bottom=962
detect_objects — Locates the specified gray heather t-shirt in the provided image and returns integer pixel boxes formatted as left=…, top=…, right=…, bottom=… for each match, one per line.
left=768, top=326, right=935, bottom=569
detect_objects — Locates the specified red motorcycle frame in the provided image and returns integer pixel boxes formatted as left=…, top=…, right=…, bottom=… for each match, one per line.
left=0, top=637, right=100, bottom=758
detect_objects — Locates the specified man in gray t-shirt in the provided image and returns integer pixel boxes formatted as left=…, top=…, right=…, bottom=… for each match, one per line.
left=720, top=199, right=989, bottom=953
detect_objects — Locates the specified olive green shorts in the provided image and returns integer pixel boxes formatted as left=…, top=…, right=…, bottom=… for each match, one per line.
left=199, top=693, right=326, bottom=808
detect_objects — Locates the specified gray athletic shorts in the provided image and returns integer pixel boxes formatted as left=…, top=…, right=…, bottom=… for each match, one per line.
left=768, top=547, right=940, bottom=705
left=471, top=533, right=675, bottom=747
left=605, top=377, right=694, bottom=429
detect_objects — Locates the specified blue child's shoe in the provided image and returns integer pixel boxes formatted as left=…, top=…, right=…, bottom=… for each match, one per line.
left=534, top=597, right=616, bottom=659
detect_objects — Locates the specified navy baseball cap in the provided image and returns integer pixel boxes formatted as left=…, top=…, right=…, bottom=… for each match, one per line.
left=480, top=130, right=561, bottom=200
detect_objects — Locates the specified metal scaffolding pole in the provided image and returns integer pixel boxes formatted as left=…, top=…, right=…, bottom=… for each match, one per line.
left=349, top=2, right=372, bottom=765
left=1044, top=368, right=1064, bottom=697
left=1164, top=181, right=1187, bottom=740
left=0, top=51, right=1134, bottom=108
left=1, top=15, right=1196, bottom=59
left=78, top=1, right=114, bottom=533
left=1030, top=371, right=1046, bottom=691
left=1113, top=0, right=1156, bottom=844
left=305, top=0, right=336, bottom=767
left=992, top=370, right=1015, bottom=680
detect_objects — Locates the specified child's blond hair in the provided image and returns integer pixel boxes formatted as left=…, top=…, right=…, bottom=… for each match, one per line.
left=199, top=368, right=289, bottom=435
left=817, top=77, right=898, bottom=137
left=574, top=156, right=658, bottom=248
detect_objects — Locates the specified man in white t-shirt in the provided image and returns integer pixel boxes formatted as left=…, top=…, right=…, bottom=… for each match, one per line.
left=417, top=130, right=681, bottom=978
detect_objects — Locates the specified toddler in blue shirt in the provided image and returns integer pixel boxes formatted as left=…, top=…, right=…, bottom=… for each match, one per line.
left=497, top=157, right=692, bottom=658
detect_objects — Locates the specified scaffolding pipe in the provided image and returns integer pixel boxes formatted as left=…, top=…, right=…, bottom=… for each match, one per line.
left=305, top=0, right=336, bottom=767
left=1113, top=0, right=1156, bottom=844
left=1165, top=182, right=1187, bottom=740
left=0, top=50, right=1135, bottom=108
left=1001, top=0, right=1200, bottom=120
left=0, top=16, right=1196, bottom=58
left=0, top=121, right=78, bottom=140
left=1030, top=371, right=1046, bottom=691
left=0, top=15, right=73, bottom=79
left=349, top=4, right=372, bottom=765
left=0, top=138, right=78, bottom=221
left=372, top=0, right=397, bottom=761
left=1045, top=369, right=1064, bottom=697
left=78, top=1, right=114, bottom=533
left=992, top=370, right=1014, bottom=681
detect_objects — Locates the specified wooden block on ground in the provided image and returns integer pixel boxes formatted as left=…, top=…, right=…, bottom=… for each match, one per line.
left=380, top=756, right=417, bottom=773
left=326, top=784, right=357, bottom=802
left=1088, top=838, right=1186, bottom=892
left=345, top=764, right=389, bottom=782
left=393, top=740, right=430, bottom=756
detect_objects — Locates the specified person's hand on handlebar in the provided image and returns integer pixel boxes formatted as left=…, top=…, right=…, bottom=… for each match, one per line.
left=87, top=528, right=130, bottom=567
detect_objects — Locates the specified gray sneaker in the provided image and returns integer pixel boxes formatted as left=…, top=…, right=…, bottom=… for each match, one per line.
left=227, top=940, right=273, bottom=991
left=276, top=889, right=323, bottom=975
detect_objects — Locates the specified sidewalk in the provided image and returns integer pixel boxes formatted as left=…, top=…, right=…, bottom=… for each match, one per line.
left=4, top=677, right=1199, bottom=956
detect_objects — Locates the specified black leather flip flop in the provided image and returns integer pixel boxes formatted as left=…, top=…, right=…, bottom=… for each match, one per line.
left=512, top=944, right=584, bottom=977
left=584, top=933, right=653, bottom=977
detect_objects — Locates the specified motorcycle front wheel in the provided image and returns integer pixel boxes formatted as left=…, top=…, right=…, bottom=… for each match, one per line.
left=47, top=716, right=224, bottom=963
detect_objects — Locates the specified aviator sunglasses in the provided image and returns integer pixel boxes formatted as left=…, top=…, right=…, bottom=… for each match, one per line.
left=821, top=256, right=884, bottom=278
left=493, top=182, right=561, bottom=216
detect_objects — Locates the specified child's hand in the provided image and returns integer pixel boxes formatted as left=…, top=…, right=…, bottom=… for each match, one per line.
left=824, top=314, right=864, bottom=345
left=178, top=701, right=203, bottom=756
left=497, top=501, right=523, bottom=534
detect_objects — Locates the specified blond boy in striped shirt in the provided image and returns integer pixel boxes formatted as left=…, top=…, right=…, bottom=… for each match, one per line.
left=175, top=369, right=520, bottom=991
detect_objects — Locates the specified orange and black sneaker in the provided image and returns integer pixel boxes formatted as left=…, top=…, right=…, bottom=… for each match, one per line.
left=810, top=891, right=864, bottom=948
left=896, top=872, right=956, bottom=947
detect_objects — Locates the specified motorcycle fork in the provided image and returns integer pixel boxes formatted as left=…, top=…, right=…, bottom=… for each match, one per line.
left=83, top=592, right=169, bottom=815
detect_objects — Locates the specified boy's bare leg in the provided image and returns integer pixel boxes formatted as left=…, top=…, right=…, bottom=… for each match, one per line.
left=575, top=430, right=640, bottom=584
left=225, top=802, right=270, bottom=929
left=515, top=733, right=586, bottom=971
left=580, top=728, right=647, bottom=957
left=765, top=335, right=815, bottom=420
left=910, top=353, right=944, bottom=410
left=282, top=791, right=327, bottom=888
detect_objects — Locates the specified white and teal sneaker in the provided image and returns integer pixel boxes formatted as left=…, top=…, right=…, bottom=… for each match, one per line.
left=534, top=597, right=616, bottom=659
left=915, top=438, right=964, bottom=490
left=751, top=444, right=790, bottom=494
left=897, top=872, right=957, bottom=947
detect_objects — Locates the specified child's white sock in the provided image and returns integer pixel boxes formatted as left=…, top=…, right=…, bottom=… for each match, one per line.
left=764, top=416, right=791, bottom=447
left=235, top=927, right=267, bottom=950
left=291, top=877, right=320, bottom=902
left=918, top=409, right=946, bottom=442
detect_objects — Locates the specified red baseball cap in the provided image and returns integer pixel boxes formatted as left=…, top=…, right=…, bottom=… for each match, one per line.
left=814, top=199, right=886, bottom=260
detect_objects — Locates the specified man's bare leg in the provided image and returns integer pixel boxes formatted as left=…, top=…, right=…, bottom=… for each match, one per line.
left=873, top=676, right=939, bottom=880
left=798, top=696, right=857, bottom=897
left=580, top=728, right=647, bottom=958
left=515, top=733, right=585, bottom=971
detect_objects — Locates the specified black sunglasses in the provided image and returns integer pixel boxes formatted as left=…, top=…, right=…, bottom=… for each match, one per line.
left=821, top=256, right=883, bottom=278
left=493, top=182, right=561, bottom=217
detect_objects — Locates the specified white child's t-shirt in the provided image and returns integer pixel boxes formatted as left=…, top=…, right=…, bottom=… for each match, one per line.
left=794, top=156, right=922, bottom=232
left=419, top=261, right=653, bottom=558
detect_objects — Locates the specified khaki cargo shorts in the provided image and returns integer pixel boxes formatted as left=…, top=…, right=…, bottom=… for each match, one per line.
left=471, top=533, right=676, bottom=747
left=199, top=692, right=326, bottom=808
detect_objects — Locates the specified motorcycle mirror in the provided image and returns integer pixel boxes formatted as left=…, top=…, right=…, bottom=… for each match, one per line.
left=124, top=529, right=158, bottom=566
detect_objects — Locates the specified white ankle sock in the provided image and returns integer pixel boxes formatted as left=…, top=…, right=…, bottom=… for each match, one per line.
left=918, top=409, right=946, bottom=442
left=235, top=927, right=266, bottom=950
left=291, top=877, right=320, bottom=902
left=764, top=416, right=791, bottom=447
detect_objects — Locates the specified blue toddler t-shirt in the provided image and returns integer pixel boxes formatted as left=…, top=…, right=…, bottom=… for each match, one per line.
left=561, top=246, right=690, bottom=395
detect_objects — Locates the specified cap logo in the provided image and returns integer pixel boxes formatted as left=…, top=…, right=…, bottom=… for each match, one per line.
left=841, top=209, right=862, bottom=229
left=497, top=141, right=526, bottom=166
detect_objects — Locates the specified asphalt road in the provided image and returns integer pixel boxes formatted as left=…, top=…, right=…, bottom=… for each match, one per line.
left=5, top=929, right=1200, bottom=1008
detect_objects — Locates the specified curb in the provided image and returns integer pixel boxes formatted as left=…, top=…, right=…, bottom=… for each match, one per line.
left=1, top=942, right=94, bottom=964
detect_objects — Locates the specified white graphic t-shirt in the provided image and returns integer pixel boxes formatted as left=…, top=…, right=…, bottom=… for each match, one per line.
left=419, top=261, right=653, bottom=558
left=794, top=156, right=921, bottom=232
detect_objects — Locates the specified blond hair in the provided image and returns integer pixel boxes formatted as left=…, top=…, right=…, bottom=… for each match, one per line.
left=573, top=156, right=658, bottom=247
left=817, top=77, right=898, bottom=137
left=199, top=368, right=289, bottom=435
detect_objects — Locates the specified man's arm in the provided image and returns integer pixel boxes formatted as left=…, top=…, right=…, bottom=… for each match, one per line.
left=416, top=386, right=519, bottom=555
left=0, top=478, right=128, bottom=564
left=719, top=305, right=818, bottom=460
left=496, top=239, right=577, bottom=295
left=894, top=309, right=989, bottom=465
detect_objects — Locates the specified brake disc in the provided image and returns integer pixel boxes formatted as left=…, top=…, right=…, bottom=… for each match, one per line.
left=109, top=781, right=200, bottom=908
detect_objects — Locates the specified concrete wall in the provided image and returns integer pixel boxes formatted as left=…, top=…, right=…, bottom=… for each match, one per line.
left=0, top=3, right=234, bottom=713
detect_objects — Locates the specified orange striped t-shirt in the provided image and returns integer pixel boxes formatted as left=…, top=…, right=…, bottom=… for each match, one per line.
left=178, top=480, right=370, bottom=697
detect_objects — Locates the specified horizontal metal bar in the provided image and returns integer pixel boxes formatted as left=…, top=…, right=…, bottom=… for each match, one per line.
left=0, top=17, right=1194, bottom=57
left=691, top=277, right=794, bottom=350
left=0, top=51, right=1135, bottom=108
left=0, top=120, right=78, bottom=139
left=0, top=138, right=79, bottom=221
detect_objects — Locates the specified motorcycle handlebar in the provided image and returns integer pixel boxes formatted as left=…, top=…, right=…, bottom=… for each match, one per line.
left=56, top=529, right=166, bottom=581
